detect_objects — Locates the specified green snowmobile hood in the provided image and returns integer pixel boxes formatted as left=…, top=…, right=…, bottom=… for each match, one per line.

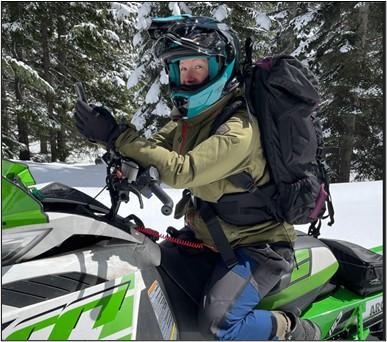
left=2, top=160, right=48, bottom=229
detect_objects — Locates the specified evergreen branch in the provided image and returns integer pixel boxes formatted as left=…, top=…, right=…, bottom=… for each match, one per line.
left=3, top=56, right=55, bottom=96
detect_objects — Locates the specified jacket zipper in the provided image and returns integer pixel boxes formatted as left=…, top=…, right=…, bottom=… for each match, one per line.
left=179, top=122, right=188, bottom=154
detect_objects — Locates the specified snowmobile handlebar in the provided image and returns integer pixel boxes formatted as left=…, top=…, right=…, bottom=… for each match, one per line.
left=149, top=182, right=173, bottom=215
left=102, top=150, right=174, bottom=217
left=73, top=82, right=174, bottom=217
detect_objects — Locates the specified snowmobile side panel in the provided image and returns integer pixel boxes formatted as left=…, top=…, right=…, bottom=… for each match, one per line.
left=275, top=283, right=335, bottom=316
left=2, top=272, right=106, bottom=308
left=2, top=242, right=160, bottom=288
left=2, top=212, right=152, bottom=264
left=2, top=244, right=159, bottom=285
left=3, top=272, right=145, bottom=340
left=301, top=287, right=383, bottom=339
left=266, top=231, right=336, bottom=296
left=138, top=267, right=179, bottom=340
left=2, top=242, right=170, bottom=340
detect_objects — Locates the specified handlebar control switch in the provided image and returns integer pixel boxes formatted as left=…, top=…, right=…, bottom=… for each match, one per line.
left=147, top=166, right=160, bottom=181
left=121, top=159, right=139, bottom=183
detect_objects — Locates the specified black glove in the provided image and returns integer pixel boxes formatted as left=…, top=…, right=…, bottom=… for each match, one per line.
left=74, top=100, right=126, bottom=148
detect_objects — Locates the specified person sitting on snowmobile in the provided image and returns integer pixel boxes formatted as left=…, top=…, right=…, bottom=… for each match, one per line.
left=74, top=15, right=321, bottom=341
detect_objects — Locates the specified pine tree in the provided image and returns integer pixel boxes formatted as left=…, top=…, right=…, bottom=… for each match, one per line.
left=1, top=1, right=383, bottom=182
left=2, top=2, right=139, bottom=162
left=269, top=2, right=384, bottom=182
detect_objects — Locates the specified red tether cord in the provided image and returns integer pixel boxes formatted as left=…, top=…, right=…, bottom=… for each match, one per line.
left=135, top=226, right=204, bottom=249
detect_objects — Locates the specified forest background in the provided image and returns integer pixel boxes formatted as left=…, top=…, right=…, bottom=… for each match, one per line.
left=1, top=2, right=384, bottom=183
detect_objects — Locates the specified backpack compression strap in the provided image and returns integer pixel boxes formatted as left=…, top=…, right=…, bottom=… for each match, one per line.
left=195, top=98, right=246, bottom=269
left=197, top=200, right=238, bottom=268
left=209, top=97, right=246, bottom=135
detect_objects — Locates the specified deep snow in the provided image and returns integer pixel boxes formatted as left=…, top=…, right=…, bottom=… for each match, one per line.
left=24, top=161, right=383, bottom=249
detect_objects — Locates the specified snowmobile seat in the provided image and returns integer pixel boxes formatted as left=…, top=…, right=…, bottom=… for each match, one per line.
left=267, top=230, right=334, bottom=294
left=262, top=231, right=339, bottom=315
left=160, top=228, right=338, bottom=315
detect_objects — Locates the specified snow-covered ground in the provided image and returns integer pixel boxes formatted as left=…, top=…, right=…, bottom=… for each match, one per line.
left=24, top=161, right=383, bottom=249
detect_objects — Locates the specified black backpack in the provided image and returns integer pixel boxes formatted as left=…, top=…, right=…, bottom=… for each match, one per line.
left=196, top=43, right=335, bottom=268
left=242, top=52, right=334, bottom=228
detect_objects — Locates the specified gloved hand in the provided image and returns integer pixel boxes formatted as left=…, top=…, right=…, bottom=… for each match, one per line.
left=74, top=100, right=127, bottom=148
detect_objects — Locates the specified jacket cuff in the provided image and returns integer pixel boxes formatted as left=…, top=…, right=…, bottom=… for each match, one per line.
left=113, top=123, right=139, bottom=150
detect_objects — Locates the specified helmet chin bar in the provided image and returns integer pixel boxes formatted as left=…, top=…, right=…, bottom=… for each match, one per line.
left=179, top=78, right=210, bottom=92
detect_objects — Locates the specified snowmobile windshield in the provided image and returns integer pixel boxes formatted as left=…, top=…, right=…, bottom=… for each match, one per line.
left=2, top=160, right=48, bottom=229
left=2, top=159, right=37, bottom=187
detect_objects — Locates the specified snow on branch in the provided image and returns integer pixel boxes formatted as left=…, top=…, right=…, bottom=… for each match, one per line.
left=255, top=12, right=271, bottom=31
left=212, top=5, right=230, bottom=21
left=2, top=56, right=55, bottom=95
left=145, top=81, right=161, bottom=104
left=127, top=65, right=145, bottom=89
left=169, top=2, right=181, bottom=15
left=135, top=3, right=152, bottom=31
left=111, top=2, right=139, bottom=21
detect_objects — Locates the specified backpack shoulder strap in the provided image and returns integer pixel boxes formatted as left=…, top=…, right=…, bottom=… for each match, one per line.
left=209, top=97, right=246, bottom=136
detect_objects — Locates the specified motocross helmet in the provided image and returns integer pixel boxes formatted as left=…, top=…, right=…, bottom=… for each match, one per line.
left=149, top=15, right=240, bottom=119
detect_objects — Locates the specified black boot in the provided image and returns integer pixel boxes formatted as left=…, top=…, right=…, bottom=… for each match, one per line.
left=284, top=312, right=321, bottom=340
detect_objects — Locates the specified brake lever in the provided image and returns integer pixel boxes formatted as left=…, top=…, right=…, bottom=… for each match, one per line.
left=126, top=183, right=144, bottom=209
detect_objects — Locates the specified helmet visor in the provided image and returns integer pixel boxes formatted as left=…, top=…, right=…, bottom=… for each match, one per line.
left=153, top=29, right=227, bottom=61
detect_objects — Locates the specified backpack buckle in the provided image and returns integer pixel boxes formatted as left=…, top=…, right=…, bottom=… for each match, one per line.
left=246, top=182, right=257, bottom=193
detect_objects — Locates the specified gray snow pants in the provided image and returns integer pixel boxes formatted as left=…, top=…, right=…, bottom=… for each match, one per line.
left=198, top=243, right=294, bottom=340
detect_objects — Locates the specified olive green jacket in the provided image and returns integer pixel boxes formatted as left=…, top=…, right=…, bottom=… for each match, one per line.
left=116, top=92, right=296, bottom=248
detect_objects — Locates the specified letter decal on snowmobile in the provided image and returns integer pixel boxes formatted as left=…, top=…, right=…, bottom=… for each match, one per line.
left=147, top=280, right=177, bottom=340
left=328, top=311, right=343, bottom=336
left=364, top=297, right=383, bottom=320
left=370, top=302, right=383, bottom=316
left=327, top=308, right=356, bottom=337
left=3, top=272, right=145, bottom=340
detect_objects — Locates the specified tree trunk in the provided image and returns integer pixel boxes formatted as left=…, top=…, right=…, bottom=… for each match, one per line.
left=40, top=7, right=57, bottom=162
left=337, top=3, right=369, bottom=182
left=40, top=137, right=48, bottom=154
left=1, top=74, right=9, bottom=134
left=49, top=130, right=58, bottom=162
left=56, top=11, right=68, bottom=162
left=9, top=2, right=30, bottom=160
left=337, top=115, right=355, bottom=182
left=15, top=76, right=30, bottom=160
left=57, top=131, right=67, bottom=162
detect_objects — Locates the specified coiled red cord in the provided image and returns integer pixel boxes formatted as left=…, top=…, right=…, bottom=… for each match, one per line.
left=135, top=226, right=204, bottom=249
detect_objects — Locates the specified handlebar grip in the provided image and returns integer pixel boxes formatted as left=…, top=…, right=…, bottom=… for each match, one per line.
left=149, top=182, right=174, bottom=216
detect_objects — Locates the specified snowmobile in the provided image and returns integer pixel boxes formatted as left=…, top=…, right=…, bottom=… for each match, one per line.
left=1, top=154, right=384, bottom=340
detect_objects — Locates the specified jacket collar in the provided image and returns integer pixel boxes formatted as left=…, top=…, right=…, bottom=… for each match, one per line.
left=170, top=91, right=236, bottom=127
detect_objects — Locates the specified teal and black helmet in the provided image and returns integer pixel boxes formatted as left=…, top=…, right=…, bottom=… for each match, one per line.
left=149, top=15, right=240, bottom=119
